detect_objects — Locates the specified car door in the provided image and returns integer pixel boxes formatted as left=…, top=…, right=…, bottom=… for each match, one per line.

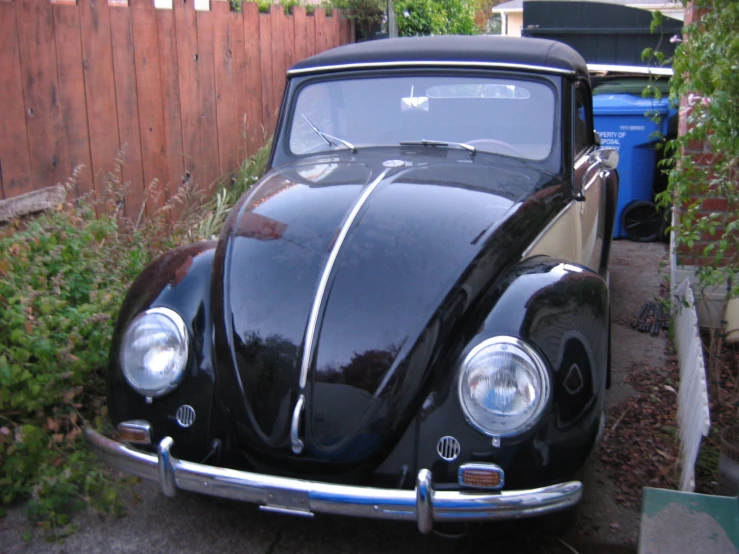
left=573, top=81, right=606, bottom=272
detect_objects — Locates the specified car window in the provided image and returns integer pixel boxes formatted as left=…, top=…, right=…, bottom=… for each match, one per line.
left=574, top=83, right=592, bottom=158
left=287, top=75, right=556, bottom=161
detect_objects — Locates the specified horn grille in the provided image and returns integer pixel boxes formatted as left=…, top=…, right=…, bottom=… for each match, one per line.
left=175, top=405, right=196, bottom=428
left=437, top=436, right=461, bottom=461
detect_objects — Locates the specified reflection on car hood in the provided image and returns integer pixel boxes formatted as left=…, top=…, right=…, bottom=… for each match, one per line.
left=211, top=154, right=559, bottom=472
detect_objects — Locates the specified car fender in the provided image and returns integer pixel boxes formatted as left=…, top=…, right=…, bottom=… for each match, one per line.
left=108, top=241, right=219, bottom=462
left=476, top=256, right=609, bottom=423
left=415, top=256, right=608, bottom=487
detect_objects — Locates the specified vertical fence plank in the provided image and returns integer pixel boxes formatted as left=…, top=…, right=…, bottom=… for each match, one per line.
left=174, top=0, right=201, bottom=184
left=339, top=13, right=350, bottom=46
left=196, top=9, right=220, bottom=185
left=0, top=2, right=32, bottom=199
left=110, top=5, right=146, bottom=217
left=305, top=11, right=316, bottom=58
left=325, top=9, right=336, bottom=49
left=259, top=10, right=274, bottom=137
left=326, top=9, right=336, bottom=48
left=16, top=0, right=67, bottom=191
left=314, top=8, right=326, bottom=54
left=243, top=2, right=263, bottom=155
left=331, top=9, right=341, bottom=48
left=79, top=0, right=121, bottom=199
left=213, top=2, right=247, bottom=174
left=157, top=6, right=185, bottom=198
left=270, top=8, right=287, bottom=124
left=293, top=6, right=307, bottom=65
left=131, top=0, right=168, bottom=213
left=284, top=9, right=295, bottom=72
left=53, top=3, right=94, bottom=197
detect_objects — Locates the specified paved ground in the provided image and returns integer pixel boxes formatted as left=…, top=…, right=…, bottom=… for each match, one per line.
left=0, top=241, right=670, bottom=554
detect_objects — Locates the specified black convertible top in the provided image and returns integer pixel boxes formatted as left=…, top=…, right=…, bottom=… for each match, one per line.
left=289, top=36, right=589, bottom=80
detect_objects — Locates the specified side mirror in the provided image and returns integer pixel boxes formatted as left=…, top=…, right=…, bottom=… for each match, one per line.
left=589, top=148, right=619, bottom=170
left=575, top=148, right=619, bottom=202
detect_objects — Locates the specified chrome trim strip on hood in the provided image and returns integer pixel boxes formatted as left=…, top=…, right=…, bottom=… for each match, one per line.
left=298, top=168, right=391, bottom=390
left=288, top=61, right=576, bottom=77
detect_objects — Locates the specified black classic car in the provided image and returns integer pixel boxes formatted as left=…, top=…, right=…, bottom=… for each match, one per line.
left=87, top=35, right=619, bottom=534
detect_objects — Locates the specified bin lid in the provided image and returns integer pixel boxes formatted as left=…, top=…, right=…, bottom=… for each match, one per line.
left=593, top=77, right=670, bottom=96
left=593, top=94, right=670, bottom=116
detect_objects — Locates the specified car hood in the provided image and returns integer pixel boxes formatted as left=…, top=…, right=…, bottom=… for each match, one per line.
left=211, top=153, right=559, bottom=472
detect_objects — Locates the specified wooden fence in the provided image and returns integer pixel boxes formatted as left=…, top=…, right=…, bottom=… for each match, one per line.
left=0, top=0, right=352, bottom=216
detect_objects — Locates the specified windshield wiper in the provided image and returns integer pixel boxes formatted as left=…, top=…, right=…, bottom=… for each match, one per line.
left=399, top=140, right=476, bottom=155
left=301, top=114, right=357, bottom=152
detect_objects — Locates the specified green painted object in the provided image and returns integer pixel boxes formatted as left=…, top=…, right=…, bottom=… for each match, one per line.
left=639, top=487, right=739, bottom=554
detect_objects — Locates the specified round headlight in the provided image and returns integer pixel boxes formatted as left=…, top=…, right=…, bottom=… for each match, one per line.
left=120, top=307, right=189, bottom=398
left=458, top=336, right=550, bottom=437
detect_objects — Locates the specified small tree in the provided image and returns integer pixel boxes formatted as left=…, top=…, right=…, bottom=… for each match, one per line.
left=654, top=1, right=738, bottom=300
left=394, top=0, right=480, bottom=36
left=650, top=1, right=738, bottom=406
left=328, top=0, right=386, bottom=40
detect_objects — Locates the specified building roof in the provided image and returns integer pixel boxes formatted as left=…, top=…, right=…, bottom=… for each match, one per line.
left=288, top=35, right=589, bottom=79
left=494, top=0, right=681, bottom=13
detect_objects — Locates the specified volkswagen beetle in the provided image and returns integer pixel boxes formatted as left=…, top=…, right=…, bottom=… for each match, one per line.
left=86, top=35, right=618, bottom=534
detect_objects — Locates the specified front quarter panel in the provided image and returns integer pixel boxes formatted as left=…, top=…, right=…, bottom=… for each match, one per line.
left=417, top=257, right=608, bottom=489
left=108, top=242, right=218, bottom=462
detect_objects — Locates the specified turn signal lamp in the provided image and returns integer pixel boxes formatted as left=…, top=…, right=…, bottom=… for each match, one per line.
left=458, top=463, right=505, bottom=490
left=117, top=420, right=152, bottom=445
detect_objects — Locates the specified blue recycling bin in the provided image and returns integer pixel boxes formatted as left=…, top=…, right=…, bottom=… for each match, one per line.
left=593, top=94, right=672, bottom=238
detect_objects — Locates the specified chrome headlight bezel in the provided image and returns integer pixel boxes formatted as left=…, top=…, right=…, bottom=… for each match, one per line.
left=119, top=307, right=189, bottom=399
left=457, top=336, right=551, bottom=438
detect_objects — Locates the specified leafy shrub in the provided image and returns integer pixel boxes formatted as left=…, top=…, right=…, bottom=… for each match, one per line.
left=324, top=0, right=385, bottom=40
left=0, top=142, right=271, bottom=535
left=652, top=1, right=739, bottom=298
left=0, top=172, right=179, bottom=532
left=395, top=0, right=480, bottom=36
left=281, top=0, right=301, bottom=14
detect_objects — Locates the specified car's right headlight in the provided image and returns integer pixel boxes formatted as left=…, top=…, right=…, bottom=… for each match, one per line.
left=458, top=336, right=550, bottom=437
left=120, top=307, right=189, bottom=399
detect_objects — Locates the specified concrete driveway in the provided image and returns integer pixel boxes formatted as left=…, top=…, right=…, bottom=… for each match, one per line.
left=0, top=241, right=669, bottom=554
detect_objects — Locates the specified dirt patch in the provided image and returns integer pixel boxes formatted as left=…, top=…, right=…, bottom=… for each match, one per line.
left=696, top=334, right=739, bottom=494
left=599, top=353, right=681, bottom=509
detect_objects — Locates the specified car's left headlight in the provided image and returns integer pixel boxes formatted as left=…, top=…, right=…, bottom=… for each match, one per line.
left=458, top=336, right=550, bottom=437
left=120, top=307, right=189, bottom=398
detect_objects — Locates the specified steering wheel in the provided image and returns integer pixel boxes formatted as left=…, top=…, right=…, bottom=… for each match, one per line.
left=464, top=139, right=522, bottom=157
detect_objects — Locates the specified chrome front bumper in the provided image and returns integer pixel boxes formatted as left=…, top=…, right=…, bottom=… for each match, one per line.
left=85, top=427, right=582, bottom=534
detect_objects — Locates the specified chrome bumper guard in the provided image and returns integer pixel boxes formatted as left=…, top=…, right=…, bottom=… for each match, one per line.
left=85, top=427, right=582, bottom=534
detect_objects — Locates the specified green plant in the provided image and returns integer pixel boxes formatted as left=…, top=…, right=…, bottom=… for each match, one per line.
left=0, top=170, right=171, bottom=535
left=281, top=0, right=301, bottom=14
left=645, top=3, right=737, bottom=408
left=0, top=141, right=271, bottom=536
left=191, top=140, right=271, bottom=241
left=324, top=0, right=385, bottom=40
left=651, top=2, right=738, bottom=297
left=394, top=0, right=480, bottom=37
left=253, top=0, right=272, bottom=13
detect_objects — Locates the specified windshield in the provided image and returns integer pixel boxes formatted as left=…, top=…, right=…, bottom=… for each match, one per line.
left=286, top=75, right=556, bottom=161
